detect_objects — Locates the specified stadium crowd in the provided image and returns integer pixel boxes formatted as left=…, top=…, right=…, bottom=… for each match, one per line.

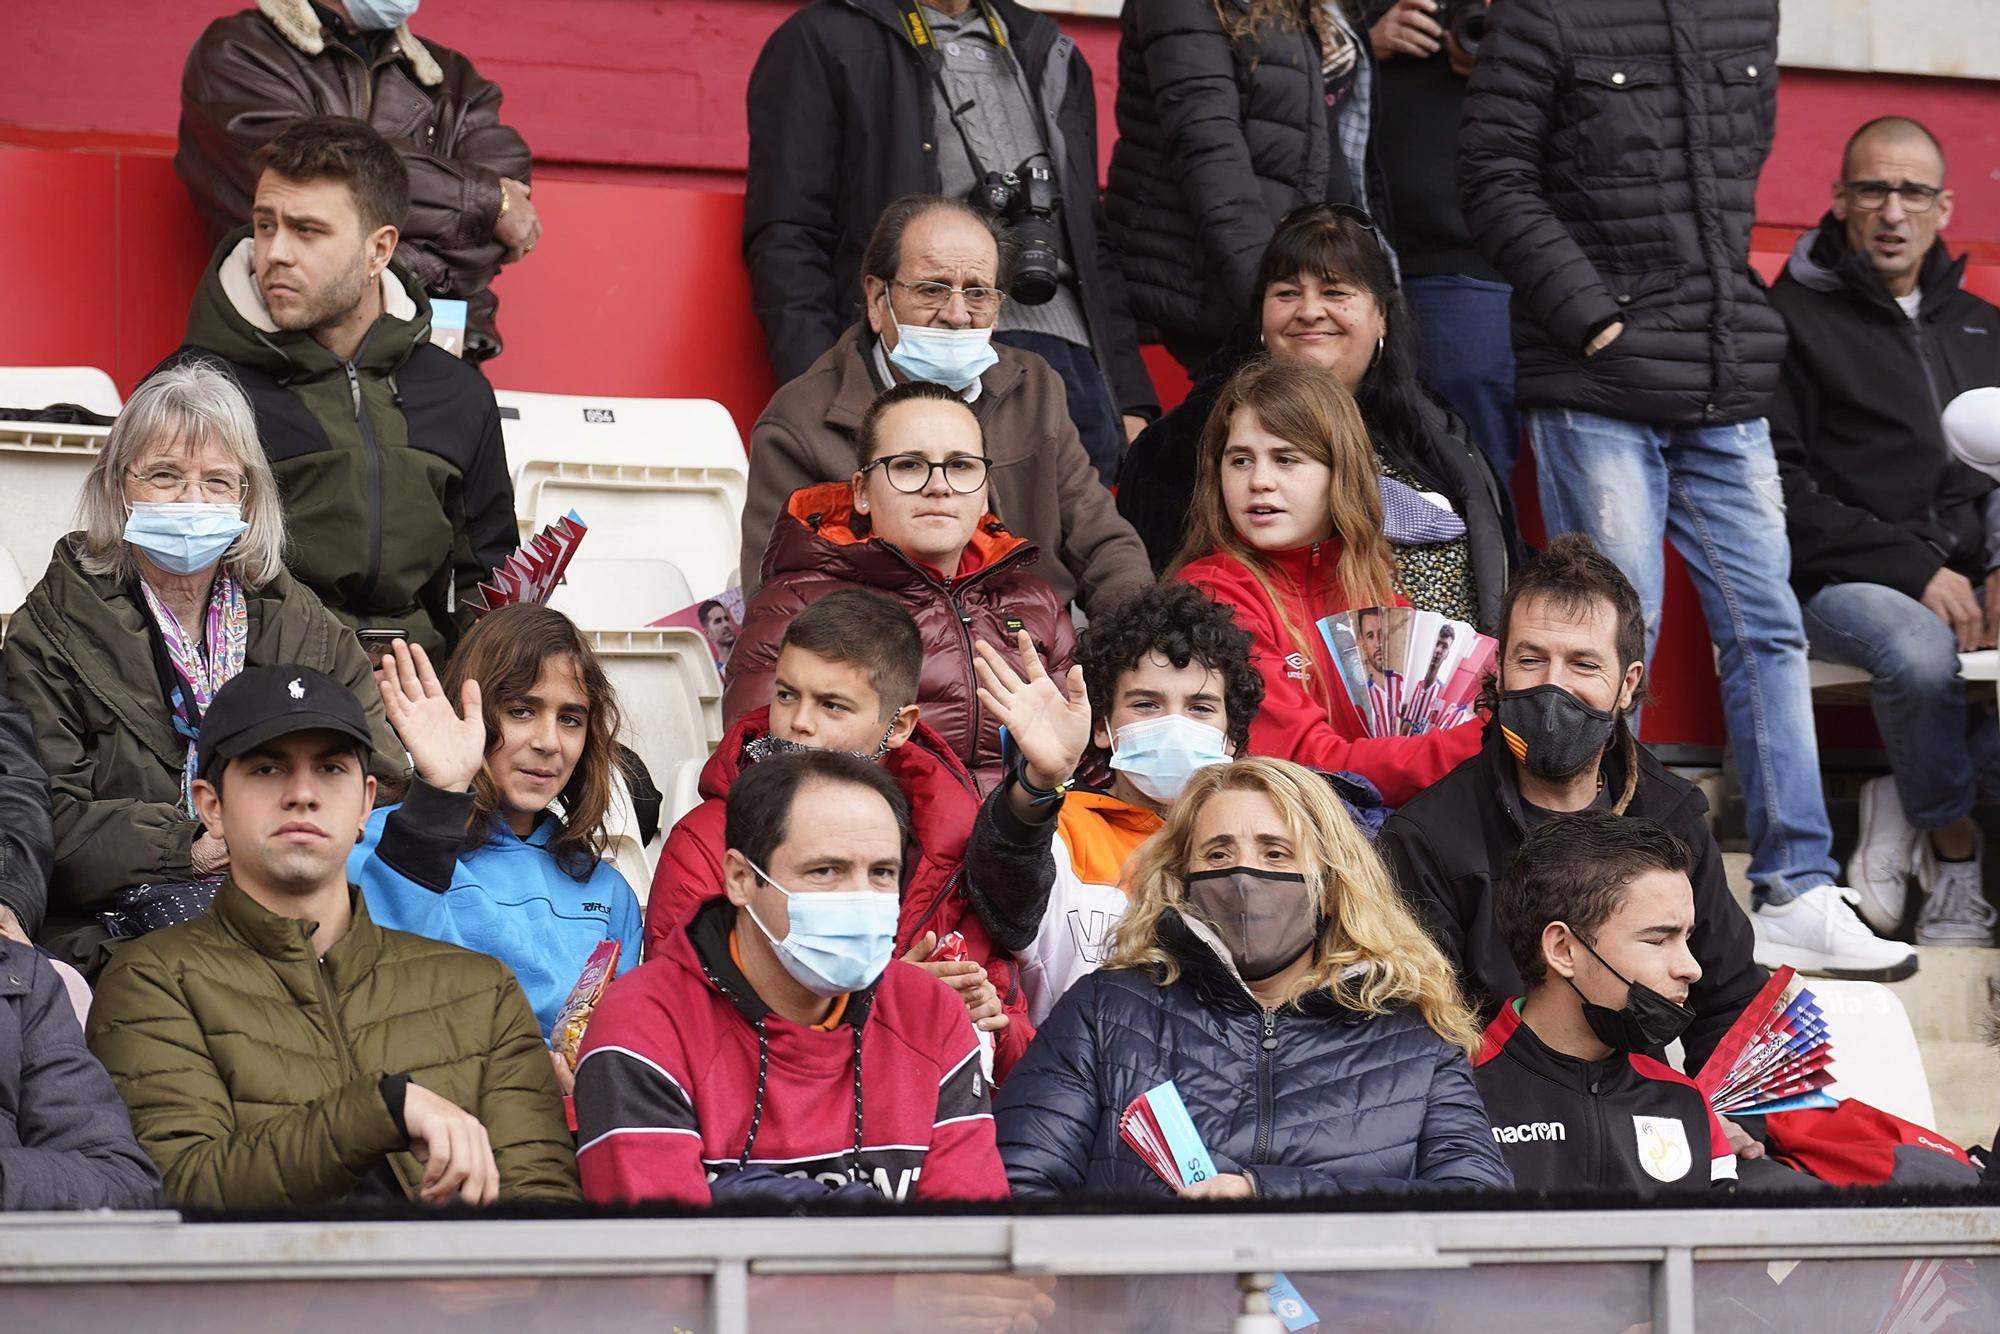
left=3, top=0, right=1999, bottom=1262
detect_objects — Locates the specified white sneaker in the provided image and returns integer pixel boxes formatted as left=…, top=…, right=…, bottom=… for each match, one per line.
left=1752, top=884, right=1920, bottom=981
left=1847, top=775, right=1918, bottom=934
left=1914, top=834, right=1997, bottom=948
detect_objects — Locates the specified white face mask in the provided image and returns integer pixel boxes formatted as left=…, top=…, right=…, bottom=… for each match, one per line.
left=884, top=305, right=999, bottom=392
left=741, top=859, right=901, bottom=998
left=342, top=0, right=421, bottom=30
left=1110, top=715, right=1233, bottom=805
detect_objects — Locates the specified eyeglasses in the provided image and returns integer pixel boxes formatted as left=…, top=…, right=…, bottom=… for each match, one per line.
left=1844, top=180, right=1944, bottom=213
left=865, top=453, right=990, bottom=494
left=892, top=279, right=1005, bottom=317
left=126, top=467, right=247, bottom=501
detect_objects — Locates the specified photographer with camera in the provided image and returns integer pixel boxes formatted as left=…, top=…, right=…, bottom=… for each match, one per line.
left=1366, top=0, right=1521, bottom=487
left=744, top=0, right=1157, bottom=486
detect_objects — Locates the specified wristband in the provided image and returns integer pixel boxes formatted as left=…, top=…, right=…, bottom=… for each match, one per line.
left=1012, top=762, right=1075, bottom=808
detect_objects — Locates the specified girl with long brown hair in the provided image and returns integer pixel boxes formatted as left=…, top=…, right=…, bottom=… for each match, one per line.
left=1171, top=357, right=1482, bottom=805
left=350, top=605, right=643, bottom=1082
left=996, top=756, right=1510, bottom=1201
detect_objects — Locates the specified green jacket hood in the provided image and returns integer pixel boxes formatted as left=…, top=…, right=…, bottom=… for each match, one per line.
left=186, top=227, right=433, bottom=376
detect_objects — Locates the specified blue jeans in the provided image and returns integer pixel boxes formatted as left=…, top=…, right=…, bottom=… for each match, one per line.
left=1528, top=409, right=1839, bottom=903
left=992, top=330, right=1123, bottom=486
left=1802, top=581, right=2000, bottom=829
left=1405, top=275, right=1520, bottom=486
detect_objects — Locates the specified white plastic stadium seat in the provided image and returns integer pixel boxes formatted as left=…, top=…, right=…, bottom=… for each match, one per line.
left=0, top=418, right=112, bottom=612
left=1810, top=650, right=1999, bottom=691
left=493, top=391, right=748, bottom=598
left=664, top=755, right=707, bottom=830
left=1808, top=978, right=1937, bottom=1131
left=601, top=767, right=661, bottom=909
left=0, top=365, right=123, bottom=417
left=549, top=558, right=694, bottom=631
left=589, top=626, right=725, bottom=810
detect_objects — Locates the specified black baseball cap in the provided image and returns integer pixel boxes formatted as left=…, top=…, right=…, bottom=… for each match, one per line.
left=196, top=664, right=375, bottom=781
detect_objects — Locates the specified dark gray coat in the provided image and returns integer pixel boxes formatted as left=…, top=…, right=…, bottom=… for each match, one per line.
left=1458, top=0, right=1785, bottom=425
left=0, top=656, right=53, bottom=938
left=995, top=914, right=1511, bottom=1198
left=0, top=940, right=162, bottom=1210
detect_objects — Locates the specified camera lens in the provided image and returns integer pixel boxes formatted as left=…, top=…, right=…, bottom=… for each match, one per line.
left=1010, top=217, right=1061, bottom=306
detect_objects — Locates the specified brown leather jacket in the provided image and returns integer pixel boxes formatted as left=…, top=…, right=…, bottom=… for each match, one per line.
left=174, top=0, right=531, bottom=359
left=739, top=324, right=1155, bottom=616
left=725, top=483, right=1077, bottom=794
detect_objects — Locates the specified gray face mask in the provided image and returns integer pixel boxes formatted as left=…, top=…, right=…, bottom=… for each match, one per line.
left=742, top=726, right=896, bottom=767
left=1185, top=867, right=1319, bottom=981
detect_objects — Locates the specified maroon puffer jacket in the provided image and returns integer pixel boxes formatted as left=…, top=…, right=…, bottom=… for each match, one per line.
left=724, top=483, right=1076, bottom=794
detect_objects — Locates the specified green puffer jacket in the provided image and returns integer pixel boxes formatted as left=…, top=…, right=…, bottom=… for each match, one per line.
left=1, top=535, right=407, bottom=975
left=87, top=880, right=580, bottom=1210
left=171, top=229, right=518, bottom=656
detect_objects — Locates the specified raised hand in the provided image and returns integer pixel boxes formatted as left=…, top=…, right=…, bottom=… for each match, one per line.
left=376, top=637, right=487, bottom=792
left=973, top=630, right=1092, bottom=791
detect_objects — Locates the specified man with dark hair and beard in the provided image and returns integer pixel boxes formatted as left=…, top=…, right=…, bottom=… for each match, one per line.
left=1378, top=536, right=1831, bottom=1088
left=163, top=115, right=515, bottom=657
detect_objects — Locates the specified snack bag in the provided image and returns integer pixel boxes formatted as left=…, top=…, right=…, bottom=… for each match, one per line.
left=552, top=938, right=622, bottom=1068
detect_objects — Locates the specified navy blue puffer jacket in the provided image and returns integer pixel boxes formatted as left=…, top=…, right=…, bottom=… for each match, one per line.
left=996, top=914, right=1512, bottom=1198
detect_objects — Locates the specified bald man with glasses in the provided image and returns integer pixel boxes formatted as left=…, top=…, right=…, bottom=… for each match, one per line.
left=1771, top=116, right=2000, bottom=951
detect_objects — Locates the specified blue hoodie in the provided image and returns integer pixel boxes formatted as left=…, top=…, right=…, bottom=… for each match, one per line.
left=348, top=780, right=642, bottom=1037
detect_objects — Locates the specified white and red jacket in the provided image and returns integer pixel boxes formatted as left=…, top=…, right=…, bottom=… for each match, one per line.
left=1177, top=544, right=1480, bottom=807
left=1474, top=1001, right=1736, bottom=1195
left=574, top=897, right=1008, bottom=1206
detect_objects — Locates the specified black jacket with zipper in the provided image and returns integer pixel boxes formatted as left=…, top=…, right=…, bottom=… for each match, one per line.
left=1106, top=0, right=1390, bottom=370
left=1458, top=0, right=1786, bottom=425
left=994, top=910, right=1512, bottom=1198
left=1377, top=725, right=1765, bottom=1077
left=740, top=0, right=1155, bottom=419
left=1769, top=219, right=2000, bottom=603
left=165, top=228, right=516, bottom=657
left=1474, top=1000, right=1731, bottom=1196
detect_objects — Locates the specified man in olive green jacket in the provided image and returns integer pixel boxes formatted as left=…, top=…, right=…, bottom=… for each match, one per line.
left=88, top=665, right=578, bottom=1209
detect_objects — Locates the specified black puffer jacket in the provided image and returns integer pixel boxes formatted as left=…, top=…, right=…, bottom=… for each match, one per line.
left=1458, top=0, right=1785, bottom=425
left=1116, top=350, right=1516, bottom=630
left=1770, top=220, right=2000, bottom=602
left=1108, top=0, right=1383, bottom=368
left=995, top=912, right=1510, bottom=1198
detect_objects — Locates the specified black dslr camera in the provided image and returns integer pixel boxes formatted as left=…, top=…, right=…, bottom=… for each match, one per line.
left=1432, top=0, right=1490, bottom=60
left=968, top=157, right=1062, bottom=306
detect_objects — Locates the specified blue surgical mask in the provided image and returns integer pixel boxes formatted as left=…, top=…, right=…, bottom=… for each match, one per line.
left=885, top=306, right=998, bottom=392
left=1111, top=714, right=1233, bottom=805
left=742, top=859, right=901, bottom=998
left=123, top=502, right=250, bottom=576
left=342, top=0, right=421, bottom=30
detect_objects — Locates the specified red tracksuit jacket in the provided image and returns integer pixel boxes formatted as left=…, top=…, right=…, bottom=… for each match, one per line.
left=1177, top=543, right=1481, bottom=807
left=574, top=897, right=1008, bottom=1205
left=645, top=706, right=1035, bottom=1078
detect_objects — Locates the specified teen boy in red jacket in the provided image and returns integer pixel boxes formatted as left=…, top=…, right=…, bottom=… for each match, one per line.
left=645, top=589, right=1028, bottom=1076
left=575, top=749, right=1007, bottom=1205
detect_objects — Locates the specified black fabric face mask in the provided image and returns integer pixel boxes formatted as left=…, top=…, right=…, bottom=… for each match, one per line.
left=1562, top=934, right=1695, bottom=1052
left=1497, top=684, right=1618, bottom=780
left=1184, top=867, right=1319, bottom=981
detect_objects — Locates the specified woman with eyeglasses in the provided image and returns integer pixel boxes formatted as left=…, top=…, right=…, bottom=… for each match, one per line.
left=1106, top=0, right=1388, bottom=376
left=1119, top=204, right=1515, bottom=631
left=4, top=360, right=403, bottom=976
left=725, top=380, right=1075, bottom=793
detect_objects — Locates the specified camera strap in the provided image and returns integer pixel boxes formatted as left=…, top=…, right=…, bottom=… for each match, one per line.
left=892, top=0, right=1045, bottom=182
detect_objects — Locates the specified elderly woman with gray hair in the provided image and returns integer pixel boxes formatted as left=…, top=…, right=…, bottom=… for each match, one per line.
left=3, top=360, right=403, bottom=975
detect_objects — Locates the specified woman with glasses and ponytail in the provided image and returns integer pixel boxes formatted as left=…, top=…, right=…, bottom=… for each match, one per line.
left=996, top=755, right=1510, bottom=1206
left=726, top=380, right=1075, bottom=794
left=4, top=361, right=403, bottom=976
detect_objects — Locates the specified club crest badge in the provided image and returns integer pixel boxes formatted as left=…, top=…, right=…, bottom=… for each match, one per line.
left=1633, top=1115, right=1693, bottom=1182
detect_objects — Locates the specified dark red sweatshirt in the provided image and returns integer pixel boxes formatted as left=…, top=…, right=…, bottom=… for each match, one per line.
left=574, top=898, right=1008, bottom=1206
left=1177, top=543, right=1481, bottom=806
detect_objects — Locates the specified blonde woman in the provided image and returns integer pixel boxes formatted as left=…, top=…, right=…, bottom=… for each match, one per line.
left=995, top=756, right=1510, bottom=1199
left=1172, top=356, right=1481, bottom=805
left=4, top=360, right=402, bottom=974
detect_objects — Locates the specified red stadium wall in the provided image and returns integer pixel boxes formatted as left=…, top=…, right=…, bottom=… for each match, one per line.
left=4, top=0, right=1997, bottom=749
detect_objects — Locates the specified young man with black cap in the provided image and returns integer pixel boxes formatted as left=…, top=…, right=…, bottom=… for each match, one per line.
left=1474, top=812, right=1739, bottom=1195
left=87, top=665, right=579, bottom=1210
